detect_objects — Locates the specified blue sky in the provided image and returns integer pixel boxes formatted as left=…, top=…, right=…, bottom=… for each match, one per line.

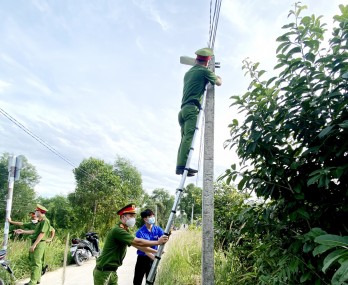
left=0, top=0, right=343, bottom=197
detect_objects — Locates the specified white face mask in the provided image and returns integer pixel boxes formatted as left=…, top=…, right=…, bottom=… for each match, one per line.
left=31, top=220, right=38, bottom=224
left=125, top=217, right=136, bottom=228
left=147, top=217, right=155, bottom=225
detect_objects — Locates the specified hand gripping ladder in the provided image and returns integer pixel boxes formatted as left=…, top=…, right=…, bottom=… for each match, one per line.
left=146, top=92, right=207, bottom=284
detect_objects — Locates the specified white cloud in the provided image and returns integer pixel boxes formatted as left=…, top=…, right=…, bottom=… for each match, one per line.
left=133, top=0, right=170, bottom=31
left=0, top=80, right=11, bottom=93
left=25, top=77, right=53, bottom=96
left=31, top=0, right=51, bottom=13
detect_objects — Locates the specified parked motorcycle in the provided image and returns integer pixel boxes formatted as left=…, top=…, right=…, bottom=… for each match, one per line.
left=0, top=249, right=14, bottom=285
left=70, top=232, right=100, bottom=266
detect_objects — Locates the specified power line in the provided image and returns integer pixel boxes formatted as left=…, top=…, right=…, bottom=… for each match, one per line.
left=0, top=107, right=76, bottom=168
left=208, top=0, right=223, bottom=49
left=0, top=107, right=113, bottom=190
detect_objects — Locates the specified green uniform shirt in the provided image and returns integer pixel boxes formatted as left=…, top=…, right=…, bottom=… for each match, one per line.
left=181, top=64, right=218, bottom=107
left=31, top=218, right=51, bottom=242
left=96, top=224, right=134, bottom=269
left=23, top=222, right=37, bottom=231
left=23, top=222, right=38, bottom=241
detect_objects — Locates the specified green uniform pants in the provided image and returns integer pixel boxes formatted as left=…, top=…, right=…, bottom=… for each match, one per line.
left=93, top=268, right=118, bottom=285
left=28, top=242, right=46, bottom=285
left=177, top=105, right=199, bottom=167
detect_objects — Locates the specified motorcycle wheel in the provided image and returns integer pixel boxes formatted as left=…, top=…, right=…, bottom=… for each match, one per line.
left=74, top=249, right=86, bottom=266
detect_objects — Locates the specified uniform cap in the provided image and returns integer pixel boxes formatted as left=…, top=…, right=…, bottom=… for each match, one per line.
left=117, top=204, right=136, bottom=216
left=36, top=204, right=48, bottom=214
left=195, top=48, right=214, bottom=61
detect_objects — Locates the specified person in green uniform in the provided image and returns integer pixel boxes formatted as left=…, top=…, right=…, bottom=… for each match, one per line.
left=8, top=211, right=38, bottom=234
left=93, top=204, right=169, bottom=285
left=41, top=225, right=56, bottom=276
left=176, top=47, right=222, bottom=176
left=14, top=204, right=51, bottom=285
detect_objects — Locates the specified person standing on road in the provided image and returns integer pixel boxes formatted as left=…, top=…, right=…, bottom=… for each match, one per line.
left=42, top=225, right=56, bottom=276
left=93, top=204, right=169, bottom=285
left=133, top=209, right=164, bottom=285
left=14, top=204, right=51, bottom=285
left=176, top=47, right=222, bottom=177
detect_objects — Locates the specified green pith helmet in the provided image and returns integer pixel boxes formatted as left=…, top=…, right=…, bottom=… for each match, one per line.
left=36, top=204, right=48, bottom=213
left=195, top=47, right=214, bottom=57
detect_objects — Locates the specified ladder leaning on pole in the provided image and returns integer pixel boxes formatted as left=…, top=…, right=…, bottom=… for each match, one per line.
left=146, top=91, right=208, bottom=285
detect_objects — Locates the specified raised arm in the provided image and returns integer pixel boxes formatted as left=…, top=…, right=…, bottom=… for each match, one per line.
left=8, top=217, right=24, bottom=226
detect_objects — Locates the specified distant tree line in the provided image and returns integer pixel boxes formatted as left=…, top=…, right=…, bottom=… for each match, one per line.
left=0, top=153, right=175, bottom=239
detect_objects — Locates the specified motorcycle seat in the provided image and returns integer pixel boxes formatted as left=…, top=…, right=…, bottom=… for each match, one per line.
left=0, top=249, right=7, bottom=259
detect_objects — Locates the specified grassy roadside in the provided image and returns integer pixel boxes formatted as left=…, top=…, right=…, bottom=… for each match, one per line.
left=0, top=237, right=68, bottom=284
left=156, top=229, right=202, bottom=285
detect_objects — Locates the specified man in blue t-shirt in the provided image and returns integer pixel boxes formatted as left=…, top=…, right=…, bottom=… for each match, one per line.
left=133, top=209, right=164, bottom=285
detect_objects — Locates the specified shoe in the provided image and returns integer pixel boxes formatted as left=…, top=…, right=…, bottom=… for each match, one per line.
left=176, top=167, right=198, bottom=176
left=42, top=264, right=48, bottom=275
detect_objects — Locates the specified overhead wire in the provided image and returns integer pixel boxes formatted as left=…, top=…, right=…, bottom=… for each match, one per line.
left=0, top=107, right=112, bottom=190
left=196, top=0, right=222, bottom=183
left=208, top=0, right=222, bottom=49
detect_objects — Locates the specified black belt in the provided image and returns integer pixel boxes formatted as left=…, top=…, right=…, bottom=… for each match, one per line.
left=96, top=266, right=118, bottom=272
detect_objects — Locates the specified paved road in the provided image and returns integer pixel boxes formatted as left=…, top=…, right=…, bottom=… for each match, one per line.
left=16, top=246, right=143, bottom=285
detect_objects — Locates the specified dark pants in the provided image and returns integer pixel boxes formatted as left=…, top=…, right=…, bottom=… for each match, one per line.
left=133, top=255, right=153, bottom=285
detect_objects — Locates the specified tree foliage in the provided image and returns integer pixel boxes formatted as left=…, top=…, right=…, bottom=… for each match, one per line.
left=69, top=156, right=146, bottom=237
left=0, top=153, right=39, bottom=221
left=179, top=183, right=202, bottom=224
left=141, top=188, right=174, bottom=229
left=219, top=3, right=348, bottom=284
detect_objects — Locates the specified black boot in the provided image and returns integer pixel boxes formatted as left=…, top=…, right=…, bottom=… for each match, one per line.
left=176, top=167, right=198, bottom=176
left=42, top=264, right=48, bottom=275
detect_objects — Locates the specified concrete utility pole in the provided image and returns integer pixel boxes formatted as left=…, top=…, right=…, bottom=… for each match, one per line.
left=202, top=56, right=215, bottom=285
left=3, top=155, right=22, bottom=250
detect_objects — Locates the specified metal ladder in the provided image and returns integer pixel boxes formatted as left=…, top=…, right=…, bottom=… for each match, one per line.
left=146, top=92, right=207, bottom=284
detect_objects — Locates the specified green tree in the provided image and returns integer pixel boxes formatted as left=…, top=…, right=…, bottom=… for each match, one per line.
left=221, top=4, right=348, bottom=284
left=38, top=195, right=74, bottom=233
left=69, top=157, right=123, bottom=236
left=179, top=183, right=202, bottom=224
left=145, top=188, right=174, bottom=228
left=113, top=156, right=144, bottom=205
left=0, top=153, right=39, bottom=221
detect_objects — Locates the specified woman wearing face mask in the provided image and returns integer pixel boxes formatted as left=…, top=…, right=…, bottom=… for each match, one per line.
left=133, top=209, right=164, bottom=285
left=93, top=204, right=169, bottom=285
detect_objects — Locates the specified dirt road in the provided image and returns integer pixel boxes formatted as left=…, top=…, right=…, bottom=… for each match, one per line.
left=16, top=246, right=143, bottom=285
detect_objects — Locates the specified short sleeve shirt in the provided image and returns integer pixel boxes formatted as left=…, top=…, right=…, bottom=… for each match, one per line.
left=31, top=218, right=51, bottom=242
left=96, top=224, right=134, bottom=269
left=181, top=65, right=218, bottom=106
left=135, top=225, right=164, bottom=256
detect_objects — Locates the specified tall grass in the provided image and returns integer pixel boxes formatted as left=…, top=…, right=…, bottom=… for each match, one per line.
left=156, top=229, right=202, bottom=285
left=0, top=236, right=68, bottom=284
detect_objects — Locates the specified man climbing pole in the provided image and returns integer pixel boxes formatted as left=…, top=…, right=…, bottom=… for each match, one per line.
left=176, top=47, right=222, bottom=176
